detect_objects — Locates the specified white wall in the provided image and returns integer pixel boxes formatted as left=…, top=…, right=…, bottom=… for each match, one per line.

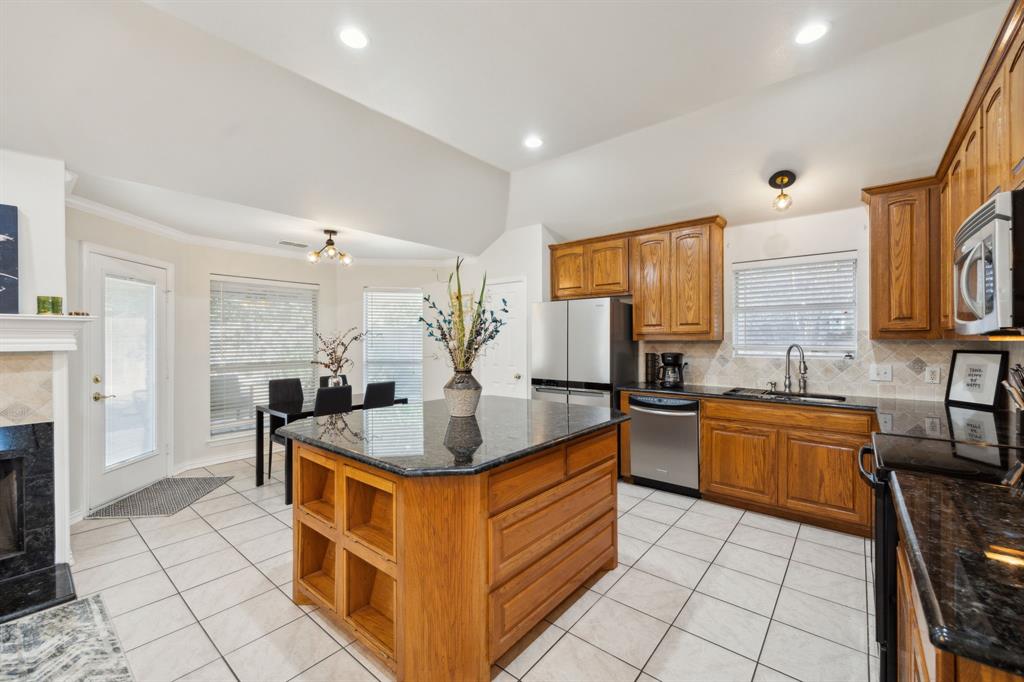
left=0, top=149, right=67, bottom=312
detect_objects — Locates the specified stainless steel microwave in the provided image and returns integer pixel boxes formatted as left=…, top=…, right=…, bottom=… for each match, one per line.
left=953, top=190, right=1024, bottom=336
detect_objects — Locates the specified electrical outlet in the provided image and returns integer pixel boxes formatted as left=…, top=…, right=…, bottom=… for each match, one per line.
left=924, top=366, right=941, bottom=384
left=869, top=363, right=892, bottom=382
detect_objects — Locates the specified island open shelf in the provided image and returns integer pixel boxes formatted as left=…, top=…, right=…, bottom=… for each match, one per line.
left=287, top=419, right=623, bottom=682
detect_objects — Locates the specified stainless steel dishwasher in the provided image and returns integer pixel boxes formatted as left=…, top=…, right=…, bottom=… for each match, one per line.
left=628, top=394, right=700, bottom=496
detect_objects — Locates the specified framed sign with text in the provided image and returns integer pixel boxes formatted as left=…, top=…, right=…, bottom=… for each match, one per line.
left=945, top=350, right=1008, bottom=410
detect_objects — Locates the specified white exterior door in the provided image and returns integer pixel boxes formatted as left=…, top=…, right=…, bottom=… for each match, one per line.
left=479, top=279, right=528, bottom=398
left=85, top=251, right=171, bottom=507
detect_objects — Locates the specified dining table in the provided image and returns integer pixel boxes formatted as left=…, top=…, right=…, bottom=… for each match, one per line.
left=253, top=393, right=409, bottom=503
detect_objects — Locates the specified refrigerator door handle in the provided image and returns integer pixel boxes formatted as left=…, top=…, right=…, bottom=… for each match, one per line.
left=534, top=386, right=570, bottom=394
left=568, top=388, right=607, bottom=396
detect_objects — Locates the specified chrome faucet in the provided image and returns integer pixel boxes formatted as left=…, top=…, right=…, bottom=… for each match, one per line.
left=784, top=344, right=808, bottom=394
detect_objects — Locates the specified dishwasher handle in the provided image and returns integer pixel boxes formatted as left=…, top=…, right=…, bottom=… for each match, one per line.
left=629, top=405, right=698, bottom=417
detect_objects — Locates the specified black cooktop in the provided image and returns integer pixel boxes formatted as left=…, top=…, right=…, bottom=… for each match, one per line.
left=872, top=432, right=1023, bottom=485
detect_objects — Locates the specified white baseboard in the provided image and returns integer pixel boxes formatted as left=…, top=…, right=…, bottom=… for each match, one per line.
left=174, top=448, right=259, bottom=474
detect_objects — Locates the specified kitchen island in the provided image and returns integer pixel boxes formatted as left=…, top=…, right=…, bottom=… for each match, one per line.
left=277, top=396, right=627, bottom=681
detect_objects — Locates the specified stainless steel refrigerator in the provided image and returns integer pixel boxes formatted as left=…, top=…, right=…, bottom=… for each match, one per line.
left=530, top=298, right=637, bottom=407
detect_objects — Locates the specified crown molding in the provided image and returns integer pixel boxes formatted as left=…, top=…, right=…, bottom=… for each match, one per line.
left=0, top=314, right=94, bottom=353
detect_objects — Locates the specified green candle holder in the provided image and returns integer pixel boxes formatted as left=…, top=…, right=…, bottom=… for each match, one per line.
left=36, top=296, right=52, bottom=315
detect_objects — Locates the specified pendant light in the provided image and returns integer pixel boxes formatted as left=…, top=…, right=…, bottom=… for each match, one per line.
left=769, top=170, right=797, bottom=212
left=307, top=229, right=353, bottom=266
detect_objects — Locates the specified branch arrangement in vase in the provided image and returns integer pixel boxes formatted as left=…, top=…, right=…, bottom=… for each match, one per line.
left=312, top=327, right=367, bottom=383
left=420, top=258, right=508, bottom=416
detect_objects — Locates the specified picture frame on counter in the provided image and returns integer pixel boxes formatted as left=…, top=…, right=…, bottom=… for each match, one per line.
left=945, top=350, right=1008, bottom=411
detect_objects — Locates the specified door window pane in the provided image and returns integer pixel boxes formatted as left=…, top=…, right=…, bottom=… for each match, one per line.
left=104, top=275, right=157, bottom=466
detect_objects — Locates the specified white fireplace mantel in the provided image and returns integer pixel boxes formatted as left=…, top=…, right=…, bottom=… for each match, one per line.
left=0, top=314, right=94, bottom=353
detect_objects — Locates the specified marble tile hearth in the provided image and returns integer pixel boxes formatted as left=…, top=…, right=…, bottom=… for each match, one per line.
left=56, top=457, right=877, bottom=682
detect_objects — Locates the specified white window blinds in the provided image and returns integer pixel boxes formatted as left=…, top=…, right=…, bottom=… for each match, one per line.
left=209, top=278, right=318, bottom=437
left=363, top=289, right=423, bottom=402
left=733, top=255, right=857, bottom=357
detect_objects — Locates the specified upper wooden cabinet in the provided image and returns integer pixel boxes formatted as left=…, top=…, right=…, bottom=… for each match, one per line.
left=1008, top=26, right=1024, bottom=190
left=939, top=178, right=953, bottom=331
left=866, top=185, right=940, bottom=338
left=962, top=111, right=984, bottom=217
left=630, top=232, right=671, bottom=334
left=983, top=68, right=1010, bottom=198
left=550, top=239, right=628, bottom=299
left=549, top=216, right=725, bottom=341
left=630, top=219, right=725, bottom=341
left=585, top=238, right=629, bottom=295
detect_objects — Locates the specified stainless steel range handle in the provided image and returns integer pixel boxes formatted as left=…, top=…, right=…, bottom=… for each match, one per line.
left=630, top=406, right=698, bottom=417
left=857, top=445, right=879, bottom=488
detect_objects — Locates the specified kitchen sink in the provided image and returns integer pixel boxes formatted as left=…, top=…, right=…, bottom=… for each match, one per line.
left=725, top=387, right=847, bottom=403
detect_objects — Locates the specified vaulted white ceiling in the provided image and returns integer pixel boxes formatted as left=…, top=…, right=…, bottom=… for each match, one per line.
left=0, top=0, right=1010, bottom=256
left=147, top=0, right=1001, bottom=172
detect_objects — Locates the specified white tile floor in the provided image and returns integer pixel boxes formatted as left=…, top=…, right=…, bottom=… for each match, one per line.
left=61, top=459, right=879, bottom=682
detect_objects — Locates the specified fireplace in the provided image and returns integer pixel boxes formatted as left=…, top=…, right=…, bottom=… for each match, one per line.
left=0, top=422, right=75, bottom=623
left=0, top=458, right=24, bottom=559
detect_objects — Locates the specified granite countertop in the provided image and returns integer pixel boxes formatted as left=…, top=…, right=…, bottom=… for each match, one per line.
left=618, top=383, right=1024, bottom=447
left=276, top=396, right=628, bottom=477
left=891, top=471, right=1024, bottom=675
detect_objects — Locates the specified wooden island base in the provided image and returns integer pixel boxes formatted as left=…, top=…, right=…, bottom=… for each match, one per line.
left=291, top=425, right=621, bottom=681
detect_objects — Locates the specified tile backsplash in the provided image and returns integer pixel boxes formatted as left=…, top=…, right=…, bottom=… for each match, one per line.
left=641, top=332, right=1024, bottom=403
left=0, top=352, right=53, bottom=426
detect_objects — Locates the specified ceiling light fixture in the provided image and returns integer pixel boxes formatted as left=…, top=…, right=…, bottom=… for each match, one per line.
left=308, top=229, right=354, bottom=266
left=339, top=26, right=368, bottom=49
left=769, top=170, right=797, bottom=212
left=523, top=135, right=544, bottom=149
left=795, top=22, right=830, bottom=45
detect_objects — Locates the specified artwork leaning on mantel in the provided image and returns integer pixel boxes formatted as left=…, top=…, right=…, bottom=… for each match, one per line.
left=0, top=204, right=18, bottom=314
left=420, top=258, right=508, bottom=416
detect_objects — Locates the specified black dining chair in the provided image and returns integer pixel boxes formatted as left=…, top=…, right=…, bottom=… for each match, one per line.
left=267, top=378, right=303, bottom=475
left=319, top=375, right=348, bottom=387
left=314, top=385, right=353, bottom=416
left=362, top=381, right=396, bottom=409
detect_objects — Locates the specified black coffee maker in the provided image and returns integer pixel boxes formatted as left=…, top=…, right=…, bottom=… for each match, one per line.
left=658, top=352, right=686, bottom=388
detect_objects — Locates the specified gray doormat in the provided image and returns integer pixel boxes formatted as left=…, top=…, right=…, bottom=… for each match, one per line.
left=0, top=595, right=133, bottom=682
left=87, top=476, right=232, bottom=518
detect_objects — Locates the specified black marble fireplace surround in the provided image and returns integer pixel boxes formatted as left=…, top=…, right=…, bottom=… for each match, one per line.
left=0, top=422, right=75, bottom=623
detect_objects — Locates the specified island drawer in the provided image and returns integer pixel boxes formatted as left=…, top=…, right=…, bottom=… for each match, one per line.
left=487, top=446, right=566, bottom=514
left=488, top=460, right=615, bottom=585
left=566, top=427, right=617, bottom=476
left=488, top=510, right=615, bottom=660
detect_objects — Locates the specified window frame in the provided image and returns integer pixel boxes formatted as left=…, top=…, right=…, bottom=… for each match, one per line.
left=208, top=274, right=319, bottom=441
left=731, top=251, right=858, bottom=359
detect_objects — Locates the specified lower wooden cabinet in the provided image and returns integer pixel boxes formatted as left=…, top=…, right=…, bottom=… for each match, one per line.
left=700, top=419, right=777, bottom=506
left=778, top=429, right=872, bottom=529
left=698, top=400, right=875, bottom=535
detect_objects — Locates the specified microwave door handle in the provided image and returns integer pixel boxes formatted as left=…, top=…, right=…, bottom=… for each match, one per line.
left=959, top=242, right=986, bottom=319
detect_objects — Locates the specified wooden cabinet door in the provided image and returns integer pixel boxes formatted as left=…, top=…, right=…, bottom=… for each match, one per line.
left=700, top=418, right=777, bottom=506
left=585, top=238, right=629, bottom=295
left=869, top=188, right=932, bottom=335
left=551, top=244, right=586, bottom=299
left=1008, top=28, right=1024, bottom=191
left=983, top=69, right=1009, bottom=199
left=962, top=111, right=984, bottom=219
left=778, top=428, right=871, bottom=529
left=939, top=178, right=953, bottom=330
left=630, top=232, right=670, bottom=334
left=669, top=225, right=711, bottom=335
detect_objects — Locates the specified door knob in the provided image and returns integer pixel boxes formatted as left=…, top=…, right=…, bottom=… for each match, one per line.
left=92, top=392, right=116, bottom=402
left=513, top=373, right=522, bottom=380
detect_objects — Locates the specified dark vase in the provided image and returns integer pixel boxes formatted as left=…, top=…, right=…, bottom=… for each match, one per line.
left=443, top=369, right=482, bottom=417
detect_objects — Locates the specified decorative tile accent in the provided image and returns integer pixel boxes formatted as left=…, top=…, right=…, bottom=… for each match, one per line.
left=0, top=353, right=52, bottom=426
left=642, top=332, right=1024, bottom=401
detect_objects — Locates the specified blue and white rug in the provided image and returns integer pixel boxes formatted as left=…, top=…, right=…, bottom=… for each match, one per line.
left=0, top=595, right=132, bottom=681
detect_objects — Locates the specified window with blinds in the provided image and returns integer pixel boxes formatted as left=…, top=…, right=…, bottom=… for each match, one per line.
left=363, top=288, right=423, bottom=403
left=733, top=254, right=857, bottom=357
left=209, top=278, right=318, bottom=437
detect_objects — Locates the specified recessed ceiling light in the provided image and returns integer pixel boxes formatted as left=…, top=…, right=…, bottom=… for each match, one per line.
left=339, top=26, right=368, bottom=49
left=523, top=135, right=544, bottom=149
left=795, top=22, right=829, bottom=45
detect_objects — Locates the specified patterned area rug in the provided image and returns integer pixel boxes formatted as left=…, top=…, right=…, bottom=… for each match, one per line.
left=0, top=595, right=132, bottom=682
left=87, top=476, right=232, bottom=518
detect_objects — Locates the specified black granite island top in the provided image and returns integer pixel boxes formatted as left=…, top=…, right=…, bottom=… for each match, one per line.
left=619, top=383, right=1024, bottom=446
left=890, top=471, right=1024, bottom=675
left=276, top=396, right=629, bottom=477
